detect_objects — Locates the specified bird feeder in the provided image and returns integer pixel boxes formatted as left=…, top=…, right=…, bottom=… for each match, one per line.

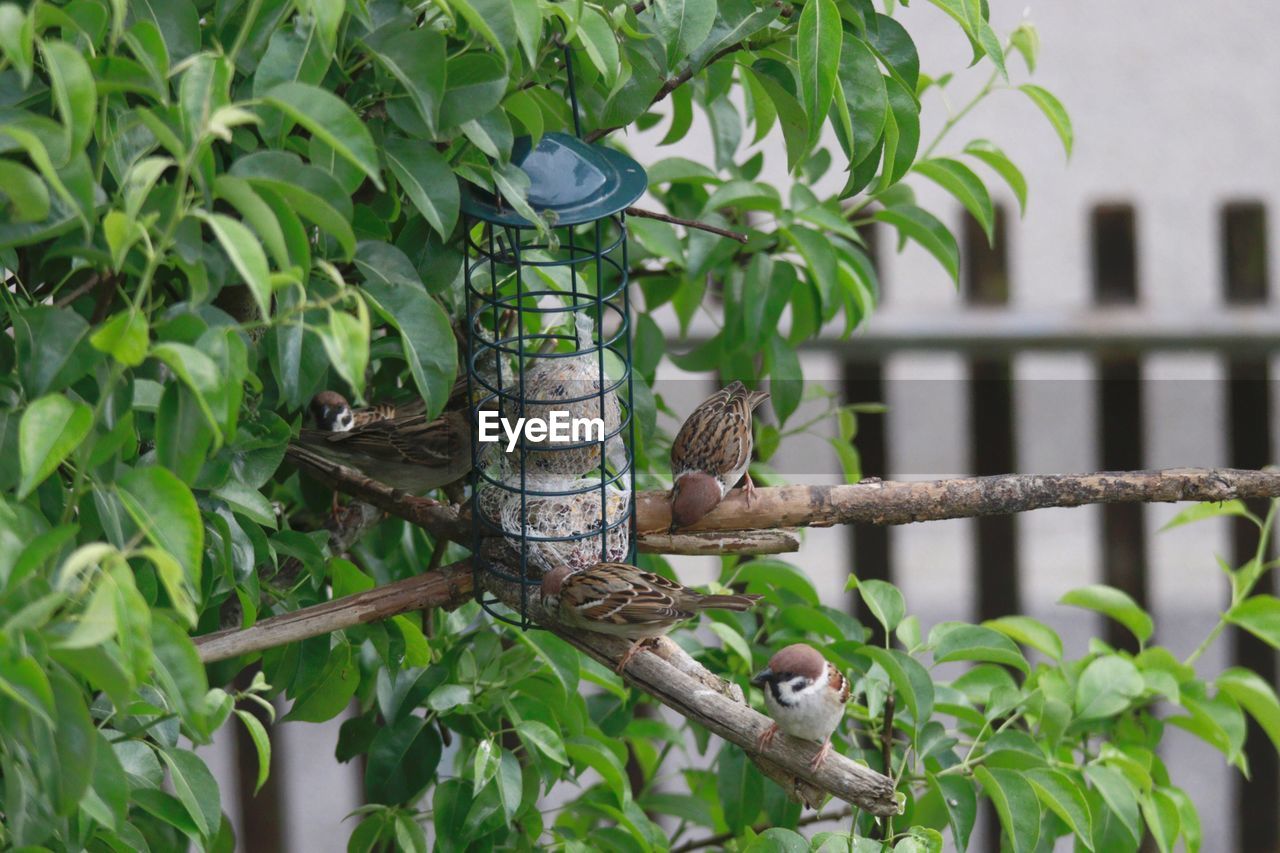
left=463, top=50, right=647, bottom=628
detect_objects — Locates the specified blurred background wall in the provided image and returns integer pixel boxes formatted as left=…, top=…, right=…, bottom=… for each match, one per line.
left=209, top=3, right=1280, bottom=850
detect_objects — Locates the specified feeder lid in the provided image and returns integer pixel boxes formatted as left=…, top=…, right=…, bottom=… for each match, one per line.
left=461, top=132, right=648, bottom=227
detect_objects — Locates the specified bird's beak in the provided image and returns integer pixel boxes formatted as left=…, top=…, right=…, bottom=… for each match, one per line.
left=750, top=668, right=772, bottom=687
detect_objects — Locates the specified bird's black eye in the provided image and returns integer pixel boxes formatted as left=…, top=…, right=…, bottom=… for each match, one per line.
left=790, top=677, right=807, bottom=690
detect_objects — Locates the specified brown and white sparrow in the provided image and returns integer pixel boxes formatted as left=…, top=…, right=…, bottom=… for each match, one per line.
left=541, top=562, right=763, bottom=672
left=300, top=391, right=471, bottom=494
left=669, top=381, right=770, bottom=531
left=752, top=643, right=850, bottom=770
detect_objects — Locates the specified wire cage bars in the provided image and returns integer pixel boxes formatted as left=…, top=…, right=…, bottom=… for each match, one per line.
left=461, top=79, right=647, bottom=627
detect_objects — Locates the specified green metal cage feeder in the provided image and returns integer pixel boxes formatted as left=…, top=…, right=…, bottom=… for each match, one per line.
left=463, top=51, right=648, bottom=628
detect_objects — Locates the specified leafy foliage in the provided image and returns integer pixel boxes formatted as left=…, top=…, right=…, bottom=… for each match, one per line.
left=4, top=1, right=1267, bottom=852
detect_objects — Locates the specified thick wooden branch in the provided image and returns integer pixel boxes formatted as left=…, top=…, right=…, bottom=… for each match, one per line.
left=286, top=443, right=796, bottom=555
left=194, top=559, right=898, bottom=812
left=195, top=561, right=473, bottom=663
left=635, top=467, right=1280, bottom=533
left=291, top=448, right=1280, bottom=554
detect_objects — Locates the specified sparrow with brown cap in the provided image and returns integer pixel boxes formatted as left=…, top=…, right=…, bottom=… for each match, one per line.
left=541, top=562, right=763, bottom=672
left=300, top=391, right=471, bottom=494
left=669, top=381, right=769, bottom=532
left=752, top=643, right=850, bottom=770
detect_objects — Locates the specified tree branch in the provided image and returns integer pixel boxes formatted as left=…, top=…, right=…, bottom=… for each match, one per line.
left=194, top=561, right=898, bottom=814
left=626, top=206, right=749, bottom=244
left=635, top=467, right=1280, bottom=533
left=195, top=560, right=473, bottom=663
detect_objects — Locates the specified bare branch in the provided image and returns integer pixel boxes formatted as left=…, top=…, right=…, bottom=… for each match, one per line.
left=636, top=467, right=1280, bottom=533
left=195, top=560, right=473, bottom=663
left=626, top=206, right=749, bottom=244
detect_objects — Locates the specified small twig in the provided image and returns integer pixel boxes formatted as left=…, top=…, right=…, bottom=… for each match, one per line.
left=880, top=693, right=895, bottom=777
left=626, top=206, right=749, bottom=244
left=53, top=272, right=107, bottom=308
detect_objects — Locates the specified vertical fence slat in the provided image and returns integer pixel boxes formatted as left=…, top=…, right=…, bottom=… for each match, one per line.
left=233, top=668, right=286, bottom=853
left=1091, top=205, right=1150, bottom=654
left=964, top=208, right=1020, bottom=622
left=1222, top=201, right=1279, bottom=853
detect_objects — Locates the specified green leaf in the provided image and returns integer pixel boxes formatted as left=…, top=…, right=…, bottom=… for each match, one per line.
left=288, top=642, right=360, bottom=722
left=750, top=68, right=809, bottom=173
left=90, top=310, right=150, bottom=367
left=0, top=159, right=50, bottom=223
left=880, top=76, right=920, bottom=186
left=1019, top=84, right=1072, bottom=157
left=913, top=158, right=994, bottom=245
left=160, top=747, right=222, bottom=839
left=764, top=332, right=802, bottom=426
left=318, top=301, right=371, bottom=399
left=140, top=545, right=198, bottom=627
left=1059, top=584, right=1153, bottom=645
left=567, top=736, right=630, bottom=806
left=212, top=175, right=290, bottom=272
left=983, top=615, right=1063, bottom=661
left=234, top=710, right=272, bottom=794
left=851, top=577, right=905, bottom=632
left=383, top=139, right=459, bottom=240
left=364, top=715, right=442, bottom=804
left=1227, top=595, right=1280, bottom=647
left=230, top=151, right=355, bottom=259
left=717, top=742, right=763, bottom=831
left=577, top=8, right=620, bottom=88
left=516, top=720, right=569, bottom=766
left=18, top=393, right=92, bottom=499
left=1160, top=499, right=1253, bottom=531
left=932, top=624, right=1028, bottom=674
left=1217, top=667, right=1280, bottom=754
left=929, top=774, right=976, bottom=851
left=784, top=225, right=837, bottom=307
left=196, top=211, right=273, bottom=318
left=1140, top=789, right=1180, bottom=853
left=51, top=669, right=98, bottom=814
left=874, top=204, right=959, bottom=285
left=648, top=0, right=717, bottom=71
left=707, top=621, right=753, bottom=668
left=0, top=3, right=34, bottom=86
left=42, top=40, right=97, bottom=153
left=439, top=53, right=508, bottom=130
left=427, top=683, right=472, bottom=713
left=975, top=766, right=1040, bottom=853
left=1025, top=768, right=1094, bottom=850
left=797, top=0, right=841, bottom=148
left=862, top=645, right=934, bottom=727
left=117, top=466, right=204, bottom=591
left=834, top=38, right=888, bottom=167
left=260, top=82, right=383, bottom=189
left=363, top=27, right=446, bottom=137
left=963, top=140, right=1028, bottom=215
left=356, top=243, right=458, bottom=418
left=1075, top=655, right=1144, bottom=720
left=450, top=0, right=515, bottom=60
left=1085, top=764, right=1141, bottom=844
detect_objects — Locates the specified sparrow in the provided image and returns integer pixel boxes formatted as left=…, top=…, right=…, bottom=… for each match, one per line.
left=299, top=391, right=471, bottom=494
left=752, top=643, right=850, bottom=770
left=309, top=390, right=402, bottom=432
left=669, top=381, right=770, bottom=531
left=540, top=562, right=763, bottom=673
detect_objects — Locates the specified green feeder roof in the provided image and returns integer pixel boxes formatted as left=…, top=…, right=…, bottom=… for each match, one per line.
left=461, top=132, right=648, bottom=228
